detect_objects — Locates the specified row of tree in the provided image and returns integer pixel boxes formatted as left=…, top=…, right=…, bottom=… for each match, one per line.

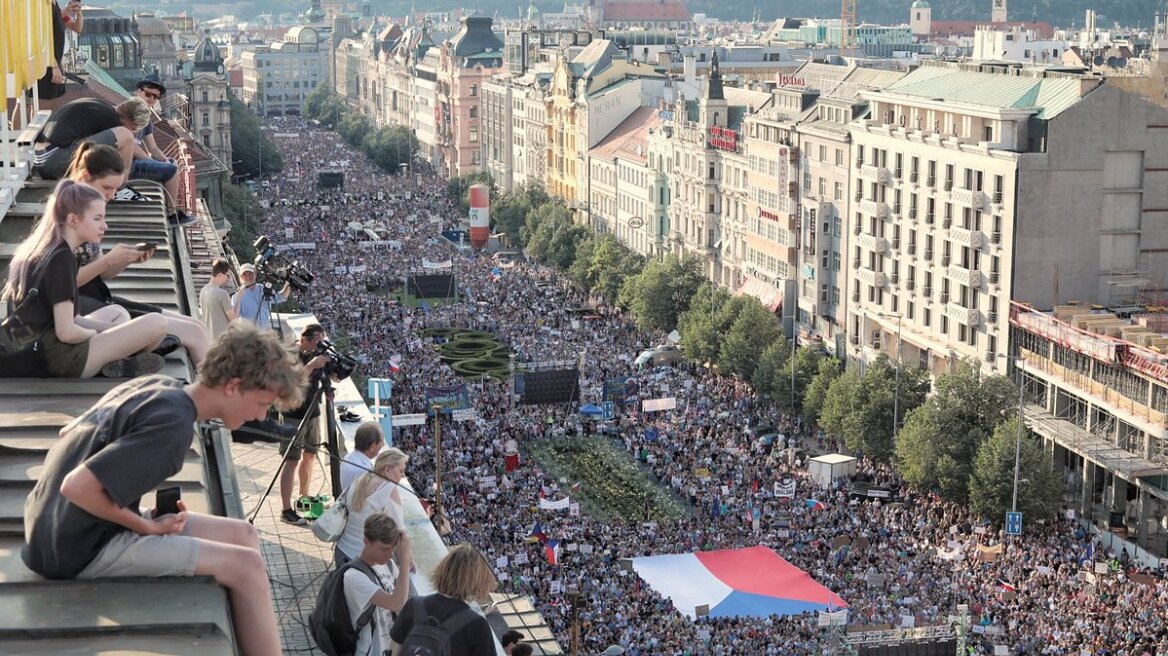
left=448, top=177, right=1060, bottom=524
left=303, top=85, right=418, bottom=175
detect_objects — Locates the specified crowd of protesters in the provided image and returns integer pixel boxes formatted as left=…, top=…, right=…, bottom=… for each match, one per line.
left=253, top=117, right=1168, bottom=656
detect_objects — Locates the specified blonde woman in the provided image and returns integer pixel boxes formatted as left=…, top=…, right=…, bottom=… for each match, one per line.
left=1, top=180, right=167, bottom=377
left=335, top=448, right=409, bottom=566
left=389, top=544, right=497, bottom=656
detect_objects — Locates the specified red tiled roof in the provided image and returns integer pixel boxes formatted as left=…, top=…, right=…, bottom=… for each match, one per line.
left=602, top=1, right=691, bottom=23
left=589, top=106, right=661, bottom=164
left=929, top=20, right=1054, bottom=39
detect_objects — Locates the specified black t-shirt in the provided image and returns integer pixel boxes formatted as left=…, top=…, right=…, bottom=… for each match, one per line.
left=22, top=375, right=197, bottom=579
left=389, top=594, right=495, bottom=656
left=12, top=242, right=78, bottom=332
left=284, top=351, right=323, bottom=420
left=75, top=243, right=112, bottom=302
left=40, top=99, right=121, bottom=149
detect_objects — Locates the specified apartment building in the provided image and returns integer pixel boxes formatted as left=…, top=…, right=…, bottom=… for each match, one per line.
left=434, top=13, right=504, bottom=177
left=586, top=107, right=665, bottom=256
left=240, top=26, right=331, bottom=117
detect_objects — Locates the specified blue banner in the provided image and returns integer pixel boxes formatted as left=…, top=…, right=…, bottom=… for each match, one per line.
left=425, top=383, right=471, bottom=415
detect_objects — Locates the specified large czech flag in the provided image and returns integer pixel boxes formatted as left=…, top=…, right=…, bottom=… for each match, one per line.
left=630, top=546, right=847, bottom=619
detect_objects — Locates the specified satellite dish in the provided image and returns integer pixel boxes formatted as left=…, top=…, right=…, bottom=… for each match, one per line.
left=1093, top=55, right=1104, bottom=66
left=1106, top=56, right=1118, bottom=67
left=1116, top=57, right=1128, bottom=68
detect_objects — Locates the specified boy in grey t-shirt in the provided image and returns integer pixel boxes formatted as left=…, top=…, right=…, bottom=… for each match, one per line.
left=198, top=258, right=237, bottom=340
left=22, top=323, right=307, bottom=656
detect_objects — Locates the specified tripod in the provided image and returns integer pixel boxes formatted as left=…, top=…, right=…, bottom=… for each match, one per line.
left=247, top=381, right=334, bottom=524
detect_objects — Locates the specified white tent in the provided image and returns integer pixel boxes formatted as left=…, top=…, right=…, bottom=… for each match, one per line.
left=807, top=454, right=856, bottom=488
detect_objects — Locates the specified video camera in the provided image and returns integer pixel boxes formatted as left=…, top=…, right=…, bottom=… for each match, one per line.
left=253, top=235, right=315, bottom=293
left=316, top=339, right=357, bottom=382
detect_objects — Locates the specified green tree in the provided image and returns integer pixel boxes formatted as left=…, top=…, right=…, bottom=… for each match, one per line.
left=819, top=355, right=929, bottom=463
left=751, top=340, right=791, bottom=398
left=619, top=257, right=706, bottom=332
left=718, top=298, right=783, bottom=378
left=229, top=95, right=282, bottom=179
left=802, top=356, right=842, bottom=427
left=896, top=362, right=1021, bottom=502
left=493, top=183, right=547, bottom=248
left=969, top=417, right=1063, bottom=523
left=222, top=180, right=263, bottom=260
left=770, top=346, right=826, bottom=416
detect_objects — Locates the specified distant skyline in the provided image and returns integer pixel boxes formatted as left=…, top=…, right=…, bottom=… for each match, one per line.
left=96, top=0, right=1161, bottom=30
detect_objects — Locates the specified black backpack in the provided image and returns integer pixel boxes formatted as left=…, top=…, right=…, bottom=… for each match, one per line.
left=309, top=559, right=379, bottom=656
left=398, top=596, right=479, bottom=656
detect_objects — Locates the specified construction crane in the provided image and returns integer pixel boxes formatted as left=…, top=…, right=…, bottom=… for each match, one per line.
left=841, top=0, right=857, bottom=58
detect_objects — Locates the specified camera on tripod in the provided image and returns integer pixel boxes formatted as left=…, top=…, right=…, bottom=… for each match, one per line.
left=316, top=339, right=358, bottom=382
left=253, top=235, right=315, bottom=293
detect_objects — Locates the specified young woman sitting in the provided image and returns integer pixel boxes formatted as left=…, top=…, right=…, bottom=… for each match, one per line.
left=1, top=180, right=169, bottom=378
left=65, top=142, right=210, bottom=363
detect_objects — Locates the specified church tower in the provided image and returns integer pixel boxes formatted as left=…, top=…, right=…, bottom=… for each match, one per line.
left=991, top=0, right=1007, bottom=23
left=186, top=37, right=232, bottom=170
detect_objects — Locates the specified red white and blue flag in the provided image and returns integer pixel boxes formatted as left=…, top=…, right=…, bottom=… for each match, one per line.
left=545, top=539, right=561, bottom=565
left=527, top=521, right=548, bottom=544
left=997, top=579, right=1016, bottom=594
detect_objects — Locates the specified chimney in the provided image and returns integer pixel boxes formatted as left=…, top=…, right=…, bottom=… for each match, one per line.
left=683, top=53, right=696, bottom=84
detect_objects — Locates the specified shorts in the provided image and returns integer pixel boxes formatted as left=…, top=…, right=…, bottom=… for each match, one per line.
left=280, top=414, right=322, bottom=461
left=78, top=524, right=200, bottom=579
left=41, top=329, right=90, bottom=378
left=37, top=128, right=119, bottom=180
left=77, top=293, right=162, bottom=319
left=131, top=157, right=177, bottom=183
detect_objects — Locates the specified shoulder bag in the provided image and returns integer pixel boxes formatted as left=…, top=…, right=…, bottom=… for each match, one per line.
left=1, top=261, right=53, bottom=378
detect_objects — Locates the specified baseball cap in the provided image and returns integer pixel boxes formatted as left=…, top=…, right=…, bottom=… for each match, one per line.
left=240, top=263, right=256, bottom=275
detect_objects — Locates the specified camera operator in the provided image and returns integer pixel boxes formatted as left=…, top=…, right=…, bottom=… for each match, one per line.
left=278, top=324, right=333, bottom=525
left=233, top=263, right=291, bottom=332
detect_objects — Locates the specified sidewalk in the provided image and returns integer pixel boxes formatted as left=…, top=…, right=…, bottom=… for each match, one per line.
left=231, top=440, right=333, bottom=652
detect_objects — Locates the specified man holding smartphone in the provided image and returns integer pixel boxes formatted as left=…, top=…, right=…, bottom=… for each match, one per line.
left=21, top=323, right=307, bottom=656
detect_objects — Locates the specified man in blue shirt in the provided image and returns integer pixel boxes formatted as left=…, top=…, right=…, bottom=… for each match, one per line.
left=233, top=263, right=291, bottom=331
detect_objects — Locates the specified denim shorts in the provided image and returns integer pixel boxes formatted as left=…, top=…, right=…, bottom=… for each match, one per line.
left=131, top=158, right=177, bottom=182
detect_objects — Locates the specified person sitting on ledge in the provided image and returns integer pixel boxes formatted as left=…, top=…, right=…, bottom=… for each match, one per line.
left=21, top=322, right=307, bottom=656
left=1, top=180, right=169, bottom=378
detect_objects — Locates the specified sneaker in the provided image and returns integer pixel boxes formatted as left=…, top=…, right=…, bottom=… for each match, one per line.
left=151, top=334, right=181, bottom=357
left=99, top=352, right=165, bottom=378
left=280, top=509, right=307, bottom=526
left=113, top=188, right=150, bottom=202
left=167, top=210, right=197, bottom=227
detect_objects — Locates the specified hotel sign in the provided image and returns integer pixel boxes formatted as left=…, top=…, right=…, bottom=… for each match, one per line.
left=708, top=125, right=738, bottom=151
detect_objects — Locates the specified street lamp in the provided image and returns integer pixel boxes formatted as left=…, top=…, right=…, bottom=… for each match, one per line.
left=997, top=353, right=1026, bottom=514
left=877, top=312, right=903, bottom=443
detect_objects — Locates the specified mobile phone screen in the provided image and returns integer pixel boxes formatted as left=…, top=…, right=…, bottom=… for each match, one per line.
left=155, top=486, right=181, bottom=516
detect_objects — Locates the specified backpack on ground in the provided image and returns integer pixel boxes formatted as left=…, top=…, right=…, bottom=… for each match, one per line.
left=309, top=559, right=379, bottom=656
left=397, top=596, right=479, bottom=656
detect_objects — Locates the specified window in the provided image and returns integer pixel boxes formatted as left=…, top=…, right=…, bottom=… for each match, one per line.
left=469, top=106, right=478, bottom=118
left=470, top=127, right=478, bottom=142
left=819, top=145, right=827, bottom=161
left=470, top=85, right=478, bottom=96
left=201, top=91, right=209, bottom=103
left=834, top=181, right=843, bottom=201
left=201, top=112, right=210, bottom=127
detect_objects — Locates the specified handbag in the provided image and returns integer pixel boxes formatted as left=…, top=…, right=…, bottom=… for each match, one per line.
left=0, top=262, right=52, bottom=378
left=311, top=488, right=350, bottom=543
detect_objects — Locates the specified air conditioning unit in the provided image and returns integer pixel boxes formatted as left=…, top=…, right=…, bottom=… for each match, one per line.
left=871, top=330, right=882, bottom=348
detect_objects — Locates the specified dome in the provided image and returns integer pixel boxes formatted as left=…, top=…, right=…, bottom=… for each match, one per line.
left=911, top=0, right=930, bottom=8
left=194, top=37, right=222, bottom=64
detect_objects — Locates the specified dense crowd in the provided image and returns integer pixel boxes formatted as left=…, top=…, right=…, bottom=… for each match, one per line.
left=255, top=117, right=1168, bottom=656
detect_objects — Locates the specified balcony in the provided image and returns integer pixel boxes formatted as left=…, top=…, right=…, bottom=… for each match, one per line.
left=853, top=223, right=862, bottom=236
left=907, top=243, right=916, bottom=255
left=909, top=171, right=919, bottom=184
left=944, top=303, right=983, bottom=327
left=922, top=285, right=932, bottom=297
left=857, top=199, right=889, bottom=220
left=949, top=225, right=986, bottom=249
left=989, top=271, right=1000, bottom=285
left=857, top=233, right=889, bottom=254
left=852, top=290, right=861, bottom=302
left=856, top=267, right=888, bottom=288
left=858, top=164, right=891, bottom=185
left=947, top=265, right=984, bottom=289
left=906, top=279, right=916, bottom=291
left=993, top=191, right=1004, bottom=205
left=926, top=175, right=935, bottom=188
left=891, top=237, right=900, bottom=250
left=951, top=188, right=985, bottom=209
left=991, top=231, right=1001, bottom=245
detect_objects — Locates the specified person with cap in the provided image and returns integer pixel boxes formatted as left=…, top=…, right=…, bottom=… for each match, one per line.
left=501, top=630, right=526, bottom=655
left=232, top=263, right=291, bottom=331
left=123, top=74, right=195, bottom=227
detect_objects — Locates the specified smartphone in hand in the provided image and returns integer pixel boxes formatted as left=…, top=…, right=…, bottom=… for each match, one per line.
left=155, top=486, right=181, bottom=516
left=136, top=242, right=157, bottom=252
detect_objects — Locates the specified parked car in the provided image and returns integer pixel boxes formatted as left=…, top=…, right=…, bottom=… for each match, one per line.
left=634, top=344, right=684, bottom=368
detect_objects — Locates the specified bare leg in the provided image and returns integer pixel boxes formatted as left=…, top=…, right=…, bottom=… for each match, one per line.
left=85, top=304, right=131, bottom=327
left=81, top=313, right=168, bottom=377
left=297, top=452, right=316, bottom=499
left=187, top=514, right=281, bottom=656
left=279, top=459, right=297, bottom=512
left=159, top=311, right=210, bottom=363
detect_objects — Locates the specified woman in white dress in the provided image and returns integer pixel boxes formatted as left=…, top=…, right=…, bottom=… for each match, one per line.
left=335, top=448, right=408, bottom=567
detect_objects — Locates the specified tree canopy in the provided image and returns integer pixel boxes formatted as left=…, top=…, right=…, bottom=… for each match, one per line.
left=896, top=363, right=1021, bottom=502
left=620, top=257, right=706, bottom=333
left=229, top=95, right=282, bottom=179
left=969, top=417, right=1063, bottom=523
left=818, top=354, right=929, bottom=463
